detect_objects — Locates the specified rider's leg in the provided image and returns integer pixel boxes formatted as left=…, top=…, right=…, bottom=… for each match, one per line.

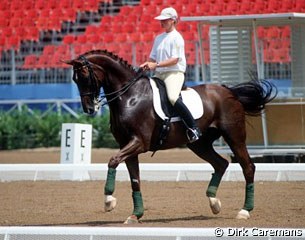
left=173, top=98, right=202, bottom=142
left=163, top=71, right=202, bottom=143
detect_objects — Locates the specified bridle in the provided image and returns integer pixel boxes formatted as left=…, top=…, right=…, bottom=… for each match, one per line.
left=73, top=55, right=145, bottom=108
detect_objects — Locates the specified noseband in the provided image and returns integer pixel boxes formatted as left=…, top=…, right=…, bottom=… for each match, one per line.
left=73, top=55, right=146, bottom=107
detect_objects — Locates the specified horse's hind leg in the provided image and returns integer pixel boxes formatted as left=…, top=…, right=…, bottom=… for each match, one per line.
left=221, top=124, right=255, bottom=219
left=187, top=127, right=229, bottom=215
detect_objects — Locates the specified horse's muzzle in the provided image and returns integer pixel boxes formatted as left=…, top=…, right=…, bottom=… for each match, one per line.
left=81, top=97, right=100, bottom=116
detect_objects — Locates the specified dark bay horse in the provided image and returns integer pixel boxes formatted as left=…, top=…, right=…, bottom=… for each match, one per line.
left=64, top=50, right=276, bottom=224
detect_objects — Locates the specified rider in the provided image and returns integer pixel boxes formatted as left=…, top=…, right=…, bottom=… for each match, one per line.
left=140, top=7, right=202, bottom=143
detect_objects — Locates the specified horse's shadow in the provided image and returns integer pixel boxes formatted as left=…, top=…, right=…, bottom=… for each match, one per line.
left=51, top=215, right=217, bottom=227
left=26, top=215, right=218, bottom=227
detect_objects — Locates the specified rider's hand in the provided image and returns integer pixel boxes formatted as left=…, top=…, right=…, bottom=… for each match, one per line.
left=140, top=62, right=158, bottom=70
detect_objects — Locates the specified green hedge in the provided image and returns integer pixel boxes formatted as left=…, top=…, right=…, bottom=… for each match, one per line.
left=0, top=108, right=118, bottom=150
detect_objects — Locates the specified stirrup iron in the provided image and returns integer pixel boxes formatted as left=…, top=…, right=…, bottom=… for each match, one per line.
left=186, top=127, right=202, bottom=143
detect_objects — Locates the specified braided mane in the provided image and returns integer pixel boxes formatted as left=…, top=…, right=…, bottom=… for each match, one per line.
left=82, top=49, right=137, bottom=73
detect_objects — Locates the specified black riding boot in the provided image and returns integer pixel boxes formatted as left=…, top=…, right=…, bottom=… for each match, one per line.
left=173, top=98, right=202, bottom=143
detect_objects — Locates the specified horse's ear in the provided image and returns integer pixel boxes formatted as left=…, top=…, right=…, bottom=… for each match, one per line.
left=61, top=59, right=82, bottom=67
left=61, top=59, right=74, bottom=66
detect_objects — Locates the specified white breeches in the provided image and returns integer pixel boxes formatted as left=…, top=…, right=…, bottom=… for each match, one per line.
left=154, top=71, right=185, bottom=106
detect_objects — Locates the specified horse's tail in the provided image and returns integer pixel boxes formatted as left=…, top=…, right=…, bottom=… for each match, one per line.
left=226, top=74, right=278, bottom=116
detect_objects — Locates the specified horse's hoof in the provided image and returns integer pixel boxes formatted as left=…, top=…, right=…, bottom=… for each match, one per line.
left=123, top=215, right=139, bottom=224
left=209, top=197, right=221, bottom=214
left=104, top=195, right=117, bottom=212
left=236, top=209, right=250, bottom=219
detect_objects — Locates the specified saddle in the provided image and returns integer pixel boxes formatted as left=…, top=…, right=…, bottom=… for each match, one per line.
left=149, top=77, right=203, bottom=151
left=150, top=77, right=203, bottom=121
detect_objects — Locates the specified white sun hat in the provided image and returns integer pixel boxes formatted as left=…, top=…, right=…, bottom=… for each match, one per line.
left=154, top=7, right=178, bottom=21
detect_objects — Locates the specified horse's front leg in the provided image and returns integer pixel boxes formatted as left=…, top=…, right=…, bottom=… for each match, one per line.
left=123, top=156, right=144, bottom=224
left=104, top=137, right=144, bottom=216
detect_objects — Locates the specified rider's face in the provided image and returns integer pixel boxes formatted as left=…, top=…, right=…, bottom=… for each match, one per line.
left=160, top=19, right=175, bottom=32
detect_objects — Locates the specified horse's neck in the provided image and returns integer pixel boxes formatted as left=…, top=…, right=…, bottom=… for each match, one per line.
left=103, top=72, right=133, bottom=93
left=106, top=76, right=150, bottom=108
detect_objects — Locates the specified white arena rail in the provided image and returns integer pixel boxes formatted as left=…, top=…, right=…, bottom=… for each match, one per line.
left=0, top=226, right=304, bottom=239
left=1, top=163, right=305, bottom=182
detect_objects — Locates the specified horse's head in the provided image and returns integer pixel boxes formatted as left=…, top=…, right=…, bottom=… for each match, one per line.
left=64, top=56, right=105, bottom=116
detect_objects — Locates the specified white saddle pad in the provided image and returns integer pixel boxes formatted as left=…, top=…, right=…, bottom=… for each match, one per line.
left=149, top=78, right=204, bottom=122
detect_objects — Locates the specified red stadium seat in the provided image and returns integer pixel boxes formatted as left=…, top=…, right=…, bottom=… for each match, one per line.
left=35, top=0, right=46, bottom=11
left=100, top=15, right=112, bottom=25
left=47, top=0, right=58, bottom=11
left=43, top=45, right=57, bottom=56
left=140, top=0, right=151, bottom=6
left=0, top=16, right=8, bottom=28
left=0, top=2, right=10, bottom=11
left=269, top=39, right=282, bottom=50
left=87, top=34, right=100, bottom=44
left=266, top=0, right=281, bottom=13
left=273, top=48, right=290, bottom=63
left=22, top=17, right=36, bottom=27
left=59, top=0, right=72, bottom=10
left=10, top=0, right=22, bottom=12
left=263, top=49, right=274, bottom=63
left=22, top=0, right=34, bottom=11
left=26, top=9, right=39, bottom=20
left=36, top=55, right=50, bottom=69
left=48, top=18, right=62, bottom=32
left=62, top=9, right=77, bottom=22
left=150, top=21, right=161, bottom=33
left=85, top=25, right=98, bottom=36
left=23, top=55, right=38, bottom=69
left=115, top=33, right=128, bottom=43
left=73, top=0, right=85, bottom=12
left=36, top=18, right=49, bottom=31
left=24, top=27, right=40, bottom=42
left=295, top=0, right=305, bottom=11
left=252, top=0, right=267, bottom=13
left=266, top=27, right=280, bottom=39
left=5, top=36, right=20, bottom=51
left=281, top=26, right=290, bottom=38
left=75, top=35, right=87, bottom=44
left=103, top=33, right=114, bottom=43
left=84, top=0, right=100, bottom=12
left=121, top=23, right=134, bottom=34
left=186, top=53, right=196, bottom=65
left=137, top=22, right=149, bottom=33
left=120, top=5, right=133, bottom=15
left=281, top=0, right=294, bottom=11
left=142, top=32, right=154, bottom=42
left=1, top=27, right=13, bottom=38
left=15, top=27, right=27, bottom=40
left=130, top=32, right=142, bottom=43
left=63, top=35, right=75, bottom=45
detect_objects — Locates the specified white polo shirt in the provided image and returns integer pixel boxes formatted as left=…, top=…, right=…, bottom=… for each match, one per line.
left=149, top=29, right=186, bottom=73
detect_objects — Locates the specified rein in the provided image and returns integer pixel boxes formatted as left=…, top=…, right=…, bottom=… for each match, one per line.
left=99, top=69, right=145, bottom=107
left=76, top=55, right=145, bottom=107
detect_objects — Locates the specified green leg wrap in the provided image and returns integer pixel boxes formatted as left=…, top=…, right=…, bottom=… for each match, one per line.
left=243, top=183, right=254, bottom=211
left=206, top=172, right=223, bottom=198
left=104, top=168, right=116, bottom=195
left=132, top=191, right=144, bottom=219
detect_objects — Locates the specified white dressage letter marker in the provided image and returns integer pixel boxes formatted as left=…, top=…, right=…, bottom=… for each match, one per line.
left=60, top=123, right=92, bottom=164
